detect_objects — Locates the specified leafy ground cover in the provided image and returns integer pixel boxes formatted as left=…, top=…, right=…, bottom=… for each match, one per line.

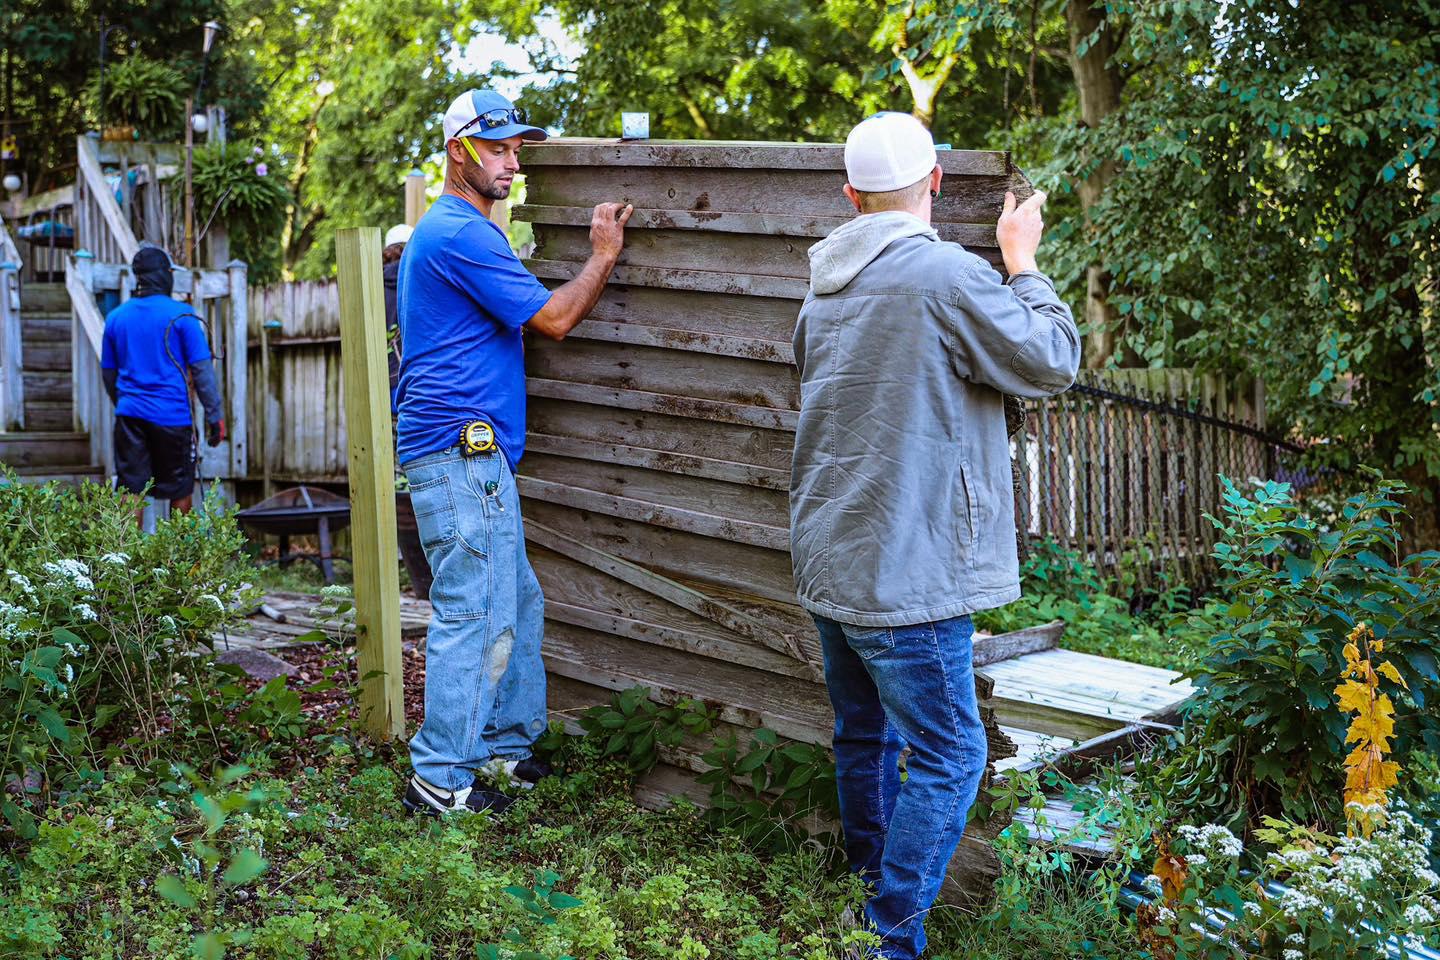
left=6, top=472, right=1440, bottom=959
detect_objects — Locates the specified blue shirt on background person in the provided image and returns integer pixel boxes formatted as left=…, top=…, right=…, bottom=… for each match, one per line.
left=395, top=193, right=551, bottom=471
left=101, top=295, right=212, bottom=428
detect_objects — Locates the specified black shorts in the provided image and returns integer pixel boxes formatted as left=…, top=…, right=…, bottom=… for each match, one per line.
left=114, top=415, right=195, bottom=500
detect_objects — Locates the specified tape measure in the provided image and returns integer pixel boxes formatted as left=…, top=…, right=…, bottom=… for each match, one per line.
left=460, top=420, right=496, bottom=456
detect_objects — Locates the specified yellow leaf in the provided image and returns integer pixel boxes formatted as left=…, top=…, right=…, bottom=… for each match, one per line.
left=1334, top=680, right=1372, bottom=714
left=1372, top=637, right=1385, bottom=653
left=1376, top=660, right=1408, bottom=689
left=1343, top=642, right=1362, bottom=667
left=1348, top=621, right=1370, bottom=644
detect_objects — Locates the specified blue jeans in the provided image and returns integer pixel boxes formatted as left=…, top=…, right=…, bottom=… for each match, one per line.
left=403, top=445, right=546, bottom=791
left=814, top=615, right=988, bottom=960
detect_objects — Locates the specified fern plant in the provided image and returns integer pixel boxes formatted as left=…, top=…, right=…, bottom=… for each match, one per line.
left=87, top=56, right=187, bottom=136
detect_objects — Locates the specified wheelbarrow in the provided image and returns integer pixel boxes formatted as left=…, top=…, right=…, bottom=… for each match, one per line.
left=236, top=486, right=351, bottom=584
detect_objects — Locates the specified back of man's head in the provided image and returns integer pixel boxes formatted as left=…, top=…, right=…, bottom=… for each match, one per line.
left=844, top=112, right=938, bottom=214
left=132, top=244, right=175, bottom=298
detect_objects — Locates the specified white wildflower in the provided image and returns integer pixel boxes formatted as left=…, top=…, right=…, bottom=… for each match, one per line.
left=152, top=567, right=167, bottom=578
left=62, top=663, right=73, bottom=683
left=1156, top=906, right=1176, bottom=924
left=1283, top=951, right=1302, bottom=960
left=1278, top=888, right=1323, bottom=916
left=1188, top=854, right=1208, bottom=867
left=1141, top=874, right=1164, bottom=895
left=0, top=599, right=25, bottom=619
left=99, top=552, right=130, bottom=566
left=159, top=615, right=177, bottom=633
left=1405, top=904, right=1435, bottom=926
left=320, top=584, right=352, bottom=599
left=75, top=603, right=98, bottom=622
left=7, top=570, right=35, bottom=595
left=1243, top=901, right=1263, bottom=917
left=199, top=593, right=225, bottom=612
left=1178, top=824, right=1244, bottom=859
left=1286, top=933, right=1304, bottom=945
left=42, top=559, right=94, bottom=591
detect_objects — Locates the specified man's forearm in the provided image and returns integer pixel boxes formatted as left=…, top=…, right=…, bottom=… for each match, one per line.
left=102, top=368, right=118, bottom=405
left=526, top=252, right=617, bottom=340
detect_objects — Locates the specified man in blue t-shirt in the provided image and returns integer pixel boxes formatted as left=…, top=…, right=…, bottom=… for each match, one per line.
left=397, top=89, right=632, bottom=816
left=101, top=245, right=225, bottom=521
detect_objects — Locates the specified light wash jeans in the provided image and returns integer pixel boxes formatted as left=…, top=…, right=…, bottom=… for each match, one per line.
left=813, top=614, right=988, bottom=960
left=403, top=444, right=546, bottom=791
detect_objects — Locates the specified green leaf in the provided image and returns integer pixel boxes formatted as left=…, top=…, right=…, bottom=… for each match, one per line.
left=548, top=892, right=584, bottom=910
left=156, top=874, right=196, bottom=908
left=222, top=849, right=268, bottom=886
left=36, top=706, right=71, bottom=743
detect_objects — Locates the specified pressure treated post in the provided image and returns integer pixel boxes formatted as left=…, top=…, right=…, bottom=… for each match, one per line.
left=336, top=227, right=406, bottom=740
left=405, top=170, right=428, bottom=227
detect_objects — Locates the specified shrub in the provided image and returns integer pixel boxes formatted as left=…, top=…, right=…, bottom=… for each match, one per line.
left=1137, top=814, right=1440, bottom=960
left=0, top=476, right=257, bottom=836
left=1145, top=475, right=1440, bottom=832
left=975, top=537, right=1205, bottom=671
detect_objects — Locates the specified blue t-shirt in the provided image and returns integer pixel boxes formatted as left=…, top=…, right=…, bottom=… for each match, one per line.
left=395, top=194, right=551, bottom=469
left=100, top=295, right=210, bottom=428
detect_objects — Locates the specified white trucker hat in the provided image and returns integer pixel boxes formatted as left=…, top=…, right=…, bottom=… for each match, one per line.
left=384, top=223, right=413, bottom=247
left=844, top=112, right=938, bottom=192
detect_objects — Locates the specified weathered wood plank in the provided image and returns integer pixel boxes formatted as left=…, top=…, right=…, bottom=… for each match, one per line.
left=524, top=519, right=808, bottom=661
left=973, top=620, right=1064, bottom=667
left=523, top=164, right=1015, bottom=225
left=518, top=474, right=790, bottom=551
left=525, top=337, right=799, bottom=410
left=518, top=202, right=1000, bottom=249
left=537, top=224, right=811, bottom=278
left=520, top=139, right=1010, bottom=176
left=527, top=378, right=799, bottom=432
left=521, top=451, right=789, bottom=528
left=566, top=320, right=793, bottom=365
left=526, top=433, right=789, bottom=490
left=529, top=396, right=795, bottom=469
left=521, top=500, right=796, bottom=603
left=527, top=258, right=810, bottom=300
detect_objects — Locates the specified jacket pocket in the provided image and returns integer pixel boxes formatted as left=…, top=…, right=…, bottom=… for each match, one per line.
left=957, top=459, right=979, bottom=572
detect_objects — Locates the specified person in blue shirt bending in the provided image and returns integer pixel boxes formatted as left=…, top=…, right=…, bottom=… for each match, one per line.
left=396, top=89, right=632, bottom=816
left=101, top=245, right=225, bottom=522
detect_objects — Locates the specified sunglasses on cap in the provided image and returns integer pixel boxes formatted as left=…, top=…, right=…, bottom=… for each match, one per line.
left=454, top=107, right=528, bottom=137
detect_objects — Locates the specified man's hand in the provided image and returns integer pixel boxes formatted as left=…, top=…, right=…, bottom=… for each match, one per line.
left=206, top=418, right=227, bottom=447
left=996, top=190, right=1046, bottom=276
left=589, top=202, right=633, bottom=261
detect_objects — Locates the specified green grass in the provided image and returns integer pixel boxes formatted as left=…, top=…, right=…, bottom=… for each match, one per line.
left=1, top=745, right=1146, bottom=960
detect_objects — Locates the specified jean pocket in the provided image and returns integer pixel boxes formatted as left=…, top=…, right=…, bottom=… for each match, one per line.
left=843, top=624, right=895, bottom=661
left=409, top=474, right=457, bottom=551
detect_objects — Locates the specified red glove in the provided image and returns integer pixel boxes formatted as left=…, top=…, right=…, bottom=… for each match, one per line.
left=207, top=418, right=227, bottom=447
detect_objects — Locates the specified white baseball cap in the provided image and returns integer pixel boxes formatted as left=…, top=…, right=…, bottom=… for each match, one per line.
left=442, top=89, right=547, bottom=144
left=844, top=112, right=938, bottom=192
left=384, top=223, right=413, bottom=247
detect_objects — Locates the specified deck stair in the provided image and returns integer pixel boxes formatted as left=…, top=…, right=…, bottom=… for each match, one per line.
left=0, top=282, right=104, bottom=486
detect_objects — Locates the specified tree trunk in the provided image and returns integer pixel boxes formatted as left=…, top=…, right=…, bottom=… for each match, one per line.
left=1066, top=0, right=1125, bottom=368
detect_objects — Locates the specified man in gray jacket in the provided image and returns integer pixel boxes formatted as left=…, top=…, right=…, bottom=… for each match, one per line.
left=790, top=112, right=1080, bottom=959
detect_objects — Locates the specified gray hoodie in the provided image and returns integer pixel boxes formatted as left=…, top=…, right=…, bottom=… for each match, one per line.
left=790, top=211, right=1080, bottom=627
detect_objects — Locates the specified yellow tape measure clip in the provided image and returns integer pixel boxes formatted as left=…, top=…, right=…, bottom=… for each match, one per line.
left=460, top=420, right=496, bottom=456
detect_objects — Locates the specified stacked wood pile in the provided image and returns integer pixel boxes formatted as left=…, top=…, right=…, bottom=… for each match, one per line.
left=513, top=139, right=1128, bottom=903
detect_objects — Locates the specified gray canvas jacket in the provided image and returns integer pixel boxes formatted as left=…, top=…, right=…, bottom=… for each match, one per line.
left=790, top=211, right=1080, bottom=627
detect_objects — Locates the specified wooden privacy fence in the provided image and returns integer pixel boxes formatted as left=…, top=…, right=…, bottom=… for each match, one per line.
left=246, top=280, right=348, bottom=488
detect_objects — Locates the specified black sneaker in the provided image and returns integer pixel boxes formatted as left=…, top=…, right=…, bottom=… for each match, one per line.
left=513, top=756, right=555, bottom=785
left=480, top=756, right=556, bottom=789
left=402, top=775, right=515, bottom=816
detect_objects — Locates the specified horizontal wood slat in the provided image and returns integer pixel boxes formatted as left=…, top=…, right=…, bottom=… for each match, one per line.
left=519, top=139, right=1011, bottom=176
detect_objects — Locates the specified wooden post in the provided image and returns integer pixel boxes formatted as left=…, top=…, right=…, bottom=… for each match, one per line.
left=404, top=171, right=427, bottom=227
left=336, top=227, right=406, bottom=741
